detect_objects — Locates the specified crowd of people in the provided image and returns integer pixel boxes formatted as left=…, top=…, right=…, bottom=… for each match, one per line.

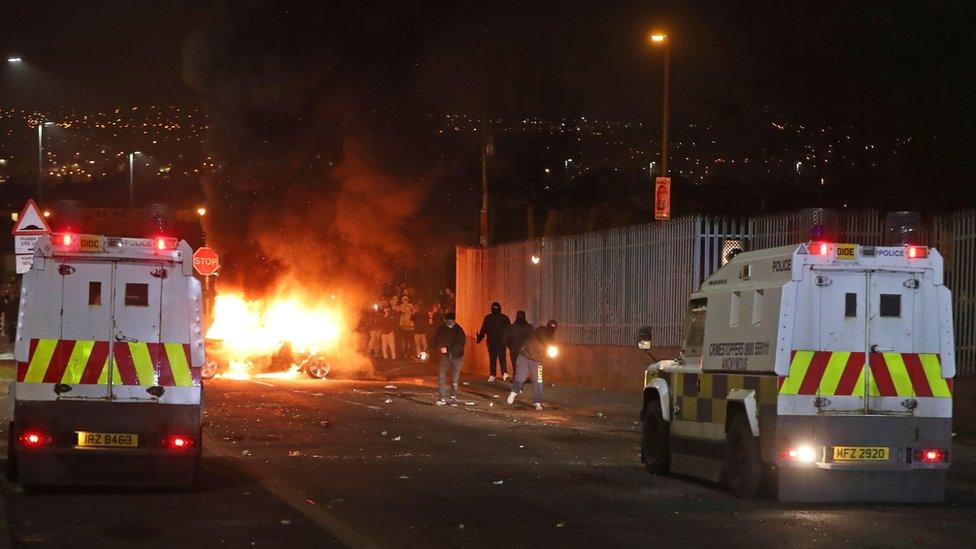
left=356, top=284, right=456, bottom=361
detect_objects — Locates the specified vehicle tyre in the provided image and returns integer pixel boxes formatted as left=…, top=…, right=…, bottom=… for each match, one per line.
left=201, top=359, right=219, bottom=380
left=641, top=397, right=670, bottom=474
left=726, top=412, right=762, bottom=498
left=304, top=358, right=331, bottom=379
left=6, top=422, right=17, bottom=482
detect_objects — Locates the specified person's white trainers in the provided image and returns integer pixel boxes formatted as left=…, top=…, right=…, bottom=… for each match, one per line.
left=487, top=375, right=496, bottom=382
left=502, top=373, right=511, bottom=381
left=506, top=391, right=517, bottom=405
left=533, top=403, right=544, bottom=411
left=449, top=397, right=459, bottom=407
left=435, top=399, right=447, bottom=406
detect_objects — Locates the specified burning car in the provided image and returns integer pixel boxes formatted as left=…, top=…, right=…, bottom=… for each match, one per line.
left=202, top=292, right=344, bottom=380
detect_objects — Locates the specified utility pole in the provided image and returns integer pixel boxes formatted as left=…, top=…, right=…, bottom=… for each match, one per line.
left=479, top=132, right=493, bottom=247
left=660, top=38, right=670, bottom=176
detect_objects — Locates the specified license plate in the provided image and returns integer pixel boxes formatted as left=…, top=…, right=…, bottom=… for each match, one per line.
left=832, top=446, right=889, bottom=461
left=76, top=432, right=139, bottom=448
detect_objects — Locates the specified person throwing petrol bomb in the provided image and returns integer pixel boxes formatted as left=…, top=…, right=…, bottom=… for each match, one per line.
left=504, top=311, right=533, bottom=373
left=507, top=320, right=558, bottom=411
left=476, top=302, right=511, bottom=382
left=429, top=312, right=466, bottom=406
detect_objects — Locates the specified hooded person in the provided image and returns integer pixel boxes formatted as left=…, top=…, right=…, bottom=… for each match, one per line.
left=504, top=311, right=534, bottom=371
left=476, top=302, right=511, bottom=382
left=507, top=319, right=558, bottom=411
left=428, top=312, right=466, bottom=406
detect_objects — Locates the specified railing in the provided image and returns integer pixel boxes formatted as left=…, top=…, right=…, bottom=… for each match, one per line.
left=457, top=209, right=976, bottom=375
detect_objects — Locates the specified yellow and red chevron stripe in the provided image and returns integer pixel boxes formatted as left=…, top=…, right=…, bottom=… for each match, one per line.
left=17, top=339, right=199, bottom=387
left=779, top=350, right=951, bottom=398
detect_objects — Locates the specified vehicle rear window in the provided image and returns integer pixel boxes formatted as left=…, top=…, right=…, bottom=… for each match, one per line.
left=879, top=294, right=901, bottom=317
left=124, top=283, right=149, bottom=306
left=88, top=281, right=102, bottom=306
left=844, top=293, right=857, bottom=317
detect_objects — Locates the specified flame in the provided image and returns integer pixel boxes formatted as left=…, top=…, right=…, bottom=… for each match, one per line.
left=207, top=290, right=346, bottom=379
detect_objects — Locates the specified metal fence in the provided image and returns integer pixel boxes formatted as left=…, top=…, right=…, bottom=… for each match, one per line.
left=457, top=209, right=976, bottom=375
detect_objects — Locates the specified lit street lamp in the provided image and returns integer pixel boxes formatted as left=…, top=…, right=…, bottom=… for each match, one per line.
left=648, top=32, right=670, bottom=176
left=128, top=151, right=142, bottom=208
left=37, top=121, right=54, bottom=200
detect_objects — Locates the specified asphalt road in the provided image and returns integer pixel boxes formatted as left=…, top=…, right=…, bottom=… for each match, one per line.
left=2, top=365, right=976, bottom=548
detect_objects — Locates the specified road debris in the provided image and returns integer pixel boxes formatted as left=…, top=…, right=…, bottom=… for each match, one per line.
left=242, top=450, right=252, bottom=456
left=392, top=435, right=402, bottom=441
left=385, top=385, right=397, bottom=389
left=288, top=450, right=301, bottom=457
left=384, top=398, right=393, bottom=403
left=493, top=480, right=504, bottom=485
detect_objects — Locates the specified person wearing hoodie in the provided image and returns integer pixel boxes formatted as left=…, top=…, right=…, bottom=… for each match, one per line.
left=507, top=320, right=558, bottom=411
left=428, top=312, right=466, bottom=406
left=504, top=311, right=534, bottom=371
left=476, top=302, right=511, bottom=382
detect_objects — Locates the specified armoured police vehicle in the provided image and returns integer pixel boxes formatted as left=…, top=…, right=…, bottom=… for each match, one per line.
left=8, top=233, right=204, bottom=486
left=639, top=240, right=954, bottom=501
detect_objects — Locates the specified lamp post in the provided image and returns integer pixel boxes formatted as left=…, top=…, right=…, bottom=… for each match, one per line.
left=649, top=33, right=670, bottom=177
left=128, top=151, right=141, bottom=208
left=37, top=122, right=53, bottom=200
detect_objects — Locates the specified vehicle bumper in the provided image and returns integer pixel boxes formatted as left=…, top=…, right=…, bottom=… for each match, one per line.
left=774, top=414, right=951, bottom=503
left=11, top=400, right=201, bottom=487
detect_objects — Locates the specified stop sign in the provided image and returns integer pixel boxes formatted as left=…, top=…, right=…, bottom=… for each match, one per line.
left=193, top=247, right=220, bottom=276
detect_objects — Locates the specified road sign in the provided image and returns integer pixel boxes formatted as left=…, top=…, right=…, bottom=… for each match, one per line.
left=11, top=199, right=52, bottom=235
left=193, top=247, right=219, bottom=276
left=16, top=254, right=34, bottom=274
left=654, top=177, right=671, bottom=220
left=15, top=234, right=42, bottom=255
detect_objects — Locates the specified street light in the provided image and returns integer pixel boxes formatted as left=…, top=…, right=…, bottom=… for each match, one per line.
left=128, top=151, right=141, bottom=208
left=648, top=32, right=670, bottom=177
left=196, top=207, right=207, bottom=217
left=37, top=121, right=54, bottom=200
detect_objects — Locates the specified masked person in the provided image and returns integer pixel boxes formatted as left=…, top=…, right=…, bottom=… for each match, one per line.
left=429, top=312, right=466, bottom=406
left=504, top=311, right=533, bottom=372
left=476, top=302, right=511, bottom=382
left=507, top=320, right=558, bottom=411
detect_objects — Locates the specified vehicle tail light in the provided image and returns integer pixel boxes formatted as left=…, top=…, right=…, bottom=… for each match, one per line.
left=154, top=237, right=178, bottom=251
left=53, top=232, right=76, bottom=247
left=906, top=245, right=928, bottom=259
left=161, top=434, right=195, bottom=450
left=913, top=448, right=948, bottom=463
left=19, top=430, right=52, bottom=448
left=779, top=445, right=817, bottom=463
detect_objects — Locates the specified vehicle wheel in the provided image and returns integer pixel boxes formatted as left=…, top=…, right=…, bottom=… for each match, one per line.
left=726, top=412, right=762, bottom=498
left=201, top=359, right=219, bottom=380
left=641, top=397, right=670, bottom=474
left=304, top=358, right=331, bottom=379
left=6, top=422, right=17, bottom=482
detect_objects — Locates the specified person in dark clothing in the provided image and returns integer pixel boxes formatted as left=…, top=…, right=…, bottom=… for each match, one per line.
left=428, top=312, right=466, bottom=406
left=476, top=302, right=511, bottom=382
left=508, top=319, right=558, bottom=410
left=4, top=279, right=19, bottom=344
left=411, top=300, right=429, bottom=355
left=504, top=311, right=533, bottom=372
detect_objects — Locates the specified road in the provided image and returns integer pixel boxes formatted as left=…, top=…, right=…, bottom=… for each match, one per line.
left=1, top=364, right=976, bottom=548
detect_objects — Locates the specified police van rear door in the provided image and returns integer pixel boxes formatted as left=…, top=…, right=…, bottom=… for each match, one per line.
left=56, top=260, right=114, bottom=400
left=109, top=262, right=164, bottom=400
left=866, top=269, right=919, bottom=414
left=811, top=267, right=870, bottom=413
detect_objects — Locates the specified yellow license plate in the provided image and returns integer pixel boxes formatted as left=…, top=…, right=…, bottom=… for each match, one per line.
left=833, top=446, right=889, bottom=461
left=76, top=432, right=139, bottom=448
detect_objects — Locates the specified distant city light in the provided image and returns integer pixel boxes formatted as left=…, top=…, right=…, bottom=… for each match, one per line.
left=7, top=57, right=22, bottom=63
left=43, top=210, right=51, bottom=218
left=531, top=254, right=541, bottom=265
left=196, top=207, right=207, bottom=216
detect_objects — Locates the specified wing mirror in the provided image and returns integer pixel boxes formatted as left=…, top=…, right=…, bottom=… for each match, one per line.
left=637, top=326, right=653, bottom=350
left=637, top=327, right=658, bottom=360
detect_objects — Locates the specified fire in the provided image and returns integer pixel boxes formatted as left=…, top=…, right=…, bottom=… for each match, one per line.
left=207, top=290, right=346, bottom=379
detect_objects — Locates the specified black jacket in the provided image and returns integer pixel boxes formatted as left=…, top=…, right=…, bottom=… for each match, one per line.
left=504, top=320, right=534, bottom=350
left=476, top=312, right=510, bottom=347
left=519, top=326, right=555, bottom=362
left=430, top=323, right=466, bottom=359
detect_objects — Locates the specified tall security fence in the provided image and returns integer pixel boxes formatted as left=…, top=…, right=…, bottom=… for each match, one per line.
left=457, top=209, right=976, bottom=376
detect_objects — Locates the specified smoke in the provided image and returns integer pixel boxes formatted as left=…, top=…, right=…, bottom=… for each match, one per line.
left=182, top=1, right=438, bottom=301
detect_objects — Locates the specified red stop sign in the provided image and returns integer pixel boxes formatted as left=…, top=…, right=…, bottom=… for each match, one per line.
left=193, top=247, right=220, bottom=276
